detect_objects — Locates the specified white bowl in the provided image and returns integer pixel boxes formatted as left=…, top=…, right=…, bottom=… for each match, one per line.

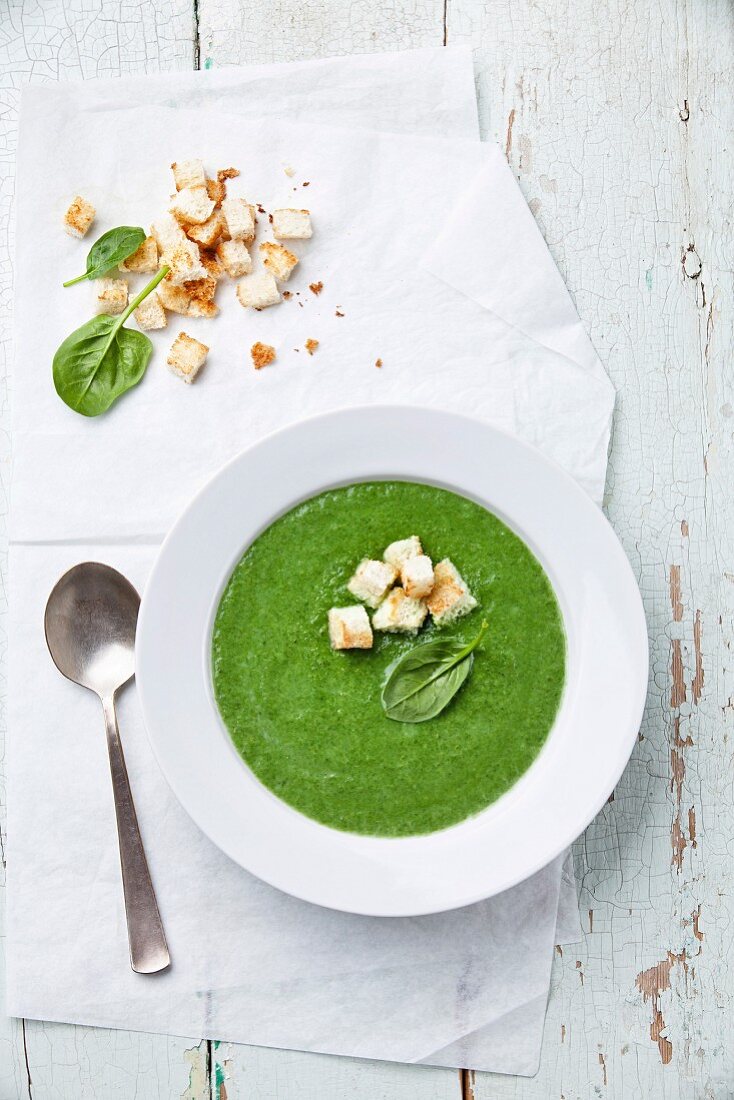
left=136, top=406, right=648, bottom=916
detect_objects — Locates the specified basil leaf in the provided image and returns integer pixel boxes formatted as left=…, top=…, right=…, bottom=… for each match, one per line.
left=63, top=226, right=146, bottom=287
left=381, top=620, right=488, bottom=724
left=53, top=266, right=168, bottom=416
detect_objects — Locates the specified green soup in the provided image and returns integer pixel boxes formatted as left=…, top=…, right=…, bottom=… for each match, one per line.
left=211, top=481, right=565, bottom=836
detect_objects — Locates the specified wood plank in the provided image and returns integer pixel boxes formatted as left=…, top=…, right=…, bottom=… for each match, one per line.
left=0, top=1, right=204, bottom=1097
left=442, top=0, right=734, bottom=1097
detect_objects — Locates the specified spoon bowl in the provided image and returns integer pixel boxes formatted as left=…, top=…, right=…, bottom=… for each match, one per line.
left=44, top=562, right=170, bottom=975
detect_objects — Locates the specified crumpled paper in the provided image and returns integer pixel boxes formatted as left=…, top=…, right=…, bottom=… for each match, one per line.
left=8, top=48, right=604, bottom=1075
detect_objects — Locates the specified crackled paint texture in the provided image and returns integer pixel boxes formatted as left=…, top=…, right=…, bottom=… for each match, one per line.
left=1, top=0, right=732, bottom=1097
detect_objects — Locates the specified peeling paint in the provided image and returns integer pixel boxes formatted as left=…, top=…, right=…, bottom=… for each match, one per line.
left=505, top=107, right=515, bottom=160
left=599, top=1051, right=608, bottom=1086
left=635, top=953, right=689, bottom=1065
left=692, top=609, right=704, bottom=703
left=669, top=564, right=683, bottom=621
left=182, top=1042, right=208, bottom=1100
left=671, top=639, right=687, bottom=707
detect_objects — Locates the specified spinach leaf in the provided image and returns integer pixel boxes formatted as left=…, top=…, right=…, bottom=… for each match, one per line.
left=63, top=226, right=146, bottom=287
left=53, top=266, right=168, bottom=416
left=381, top=620, right=488, bottom=724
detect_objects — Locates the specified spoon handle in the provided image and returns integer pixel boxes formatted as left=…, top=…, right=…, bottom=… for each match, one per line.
left=102, top=694, right=170, bottom=974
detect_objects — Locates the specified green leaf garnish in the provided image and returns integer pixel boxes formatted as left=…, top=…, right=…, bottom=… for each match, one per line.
left=63, top=226, right=146, bottom=286
left=53, top=266, right=168, bottom=416
left=381, top=620, right=488, bottom=724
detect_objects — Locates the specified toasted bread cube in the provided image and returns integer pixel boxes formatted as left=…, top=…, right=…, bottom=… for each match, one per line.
left=63, top=195, right=95, bottom=238
left=348, top=559, right=398, bottom=609
left=200, top=252, right=223, bottom=280
left=134, top=292, right=167, bottom=331
left=186, top=211, right=226, bottom=248
left=401, top=554, right=434, bottom=600
left=236, top=272, right=281, bottom=310
left=187, top=298, right=219, bottom=318
left=384, top=536, right=422, bottom=570
left=251, top=342, right=276, bottom=370
left=171, top=159, right=206, bottom=191
left=329, top=606, right=373, bottom=650
left=95, top=277, right=128, bottom=315
left=372, top=589, right=427, bottom=634
left=120, top=235, right=158, bottom=273
left=151, top=215, right=207, bottom=284
left=426, top=560, right=478, bottom=626
left=221, top=197, right=255, bottom=242
left=167, top=332, right=208, bottom=383
left=272, top=208, right=312, bottom=240
left=183, top=275, right=217, bottom=303
left=216, top=239, right=252, bottom=278
left=157, top=279, right=191, bottom=314
left=170, top=185, right=216, bottom=227
left=260, top=241, right=299, bottom=282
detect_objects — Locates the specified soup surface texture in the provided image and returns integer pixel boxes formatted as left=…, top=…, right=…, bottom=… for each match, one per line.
left=212, top=481, right=565, bottom=836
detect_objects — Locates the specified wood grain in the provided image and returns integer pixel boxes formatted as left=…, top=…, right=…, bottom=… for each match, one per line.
left=1, top=0, right=732, bottom=1096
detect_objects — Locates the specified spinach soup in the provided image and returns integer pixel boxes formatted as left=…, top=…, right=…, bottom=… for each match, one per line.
left=211, top=481, right=565, bottom=836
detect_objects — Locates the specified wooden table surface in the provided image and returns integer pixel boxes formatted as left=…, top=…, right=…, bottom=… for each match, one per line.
left=1, top=1, right=732, bottom=1097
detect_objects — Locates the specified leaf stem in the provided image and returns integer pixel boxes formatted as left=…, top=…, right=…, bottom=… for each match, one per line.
left=119, top=266, right=169, bottom=327
left=62, top=272, right=89, bottom=288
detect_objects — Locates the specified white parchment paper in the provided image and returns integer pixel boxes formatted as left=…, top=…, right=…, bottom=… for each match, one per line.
left=7, top=49, right=603, bottom=1075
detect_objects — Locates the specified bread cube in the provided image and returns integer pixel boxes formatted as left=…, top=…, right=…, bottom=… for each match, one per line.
left=63, top=196, right=95, bottom=238
left=272, top=208, right=312, bottom=240
left=384, top=536, right=422, bottom=570
left=401, top=554, right=434, bottom=599
left=170, top=185, right=216, bottom=226
left=200, top=252, right=223, bottom=280
left=151, top=215, right=207, bottom=284
left=221, top=197, right=255, bottom=242
left=347, top=559, right=398, bottom=609
left=171, top=159, right=206, bottom=191
left=95, top=277, right=128, bottom=315
left=216, top=239, right=252, bottom=278
left=157, top=279, right=191, bottom=315
left=120, top=236, right=158, bottom=273
left=372, top=589, right=427, bottom=634
left=183, top=275, right=217, bottom=303
left=260, top=241, right=299, bottom=282
left=167, top=332, right=209, bottom=383
left=134, top=292, right=167, bottom=331
left=425, top=560, right=478, bottom=626
left=186, top=211, right=226, bottom=248
left=251, top=342, right=276, bottom=370
left=328, top=606, right=373, bottom=650
left=236, top=272, right=281, bottom=310
left=206, top=177, right=227, bottom=206
left=187, top=298, right=219, bottom=318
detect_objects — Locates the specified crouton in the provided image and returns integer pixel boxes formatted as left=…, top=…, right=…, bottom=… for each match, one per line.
left=260, top=241, right=299, bottom=282
left=272, top=208, right=312, bottom=240
left=372, top=589, right=427, bottom=634
left=183, top=275, right=217, bottom=303
left=63, top=195, right=95, bottom=239
left=236, top=272, right=281, bottom=310
left=347, top=559, right=398, bottom=609
left=221, top=197, right=256, bottom=242
left=401, top=554, right=435, bottom=600
left=186, top=211, right=226, bottom=248
left=425, top=560, right=478, bottom=626
left=206, top=178, right=227, bottom=206
left=95, top=277, right=128, bottom=315
left=157, top=280, right=191, bottom=315
left=151, top=215, right=207, bottom=284
left=167, top=332, right=209, bottom=383
left=200, top=252, right=223, bottom=280
left=170, top=185, right=216, bottom=227
left=328, top=606, right=373, bottom=650
left=120, top=235, right=158, bottom=273
left=218, top=167, right=240, bottom=182
left=384, top=537, right=422, bottom=570
left=305, top=338, right=319, bottom=355
left=171, top=159, right=206, bottom=191
left=187, top=298, right=219, bottom=318
left=251, top=342, right=276, bottom=370
left=134, top=292, right=167, bottom=331
left=216, top=239, right=252, bottom=278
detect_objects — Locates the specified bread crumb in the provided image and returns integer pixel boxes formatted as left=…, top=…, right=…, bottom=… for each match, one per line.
left=217, top=167, right=240, bottom=181
left=375, top=358, right=383, bottom=368
left=305, top=338, right=319, bottom=356
left=309, top=281, right=323, bottom=295
left=63, top=195, right=95, bottom=238
left=251, top=342, right=276, bottom=370
left=335, top=309, right=345, bottom=317
left=284, top=165, right=296, bottom=177
left=282, top=290, right=293, bottom=299
left=206, top=178, right=227, bottom=206
left=302, top=181, right=310, bottom=187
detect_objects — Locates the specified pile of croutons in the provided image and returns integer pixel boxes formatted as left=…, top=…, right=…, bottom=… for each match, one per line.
left=328, top=537, right=478, bottom=650
left=63, top=158, right=313, bottom=383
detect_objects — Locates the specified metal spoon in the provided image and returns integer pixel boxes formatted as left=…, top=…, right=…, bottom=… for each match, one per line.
left=44, top=562, right=170, bottom=975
